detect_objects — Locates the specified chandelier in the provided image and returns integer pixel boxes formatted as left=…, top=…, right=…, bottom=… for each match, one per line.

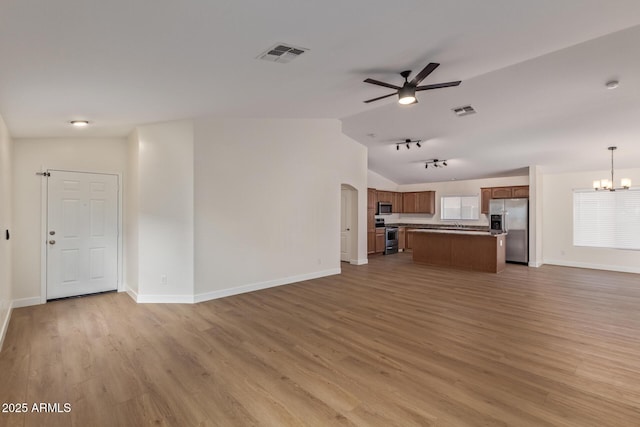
left=593, top=146, right=631, bottom=191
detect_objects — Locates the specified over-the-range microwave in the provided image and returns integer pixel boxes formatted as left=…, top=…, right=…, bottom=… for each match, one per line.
left=377, top=202, right=392, bottom=215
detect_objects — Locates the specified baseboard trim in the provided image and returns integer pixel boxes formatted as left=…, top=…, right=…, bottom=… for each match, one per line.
left=350, top=259, right=368, bottom=265
left=125, top=287, right=139, bottom=303
left=0, top=301, right=13, bottom=352
left=12, top=297, right=42, bottom=309
left=544, top=259, right=640, bottom=274
left=528, top=261, right=543, bottom=268
left=194, top=268, right=341, bottom=304
left=135, top=294, right=194, bottom=304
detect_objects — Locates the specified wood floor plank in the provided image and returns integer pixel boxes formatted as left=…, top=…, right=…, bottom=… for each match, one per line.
left=2, top=254, right=640, bottom=426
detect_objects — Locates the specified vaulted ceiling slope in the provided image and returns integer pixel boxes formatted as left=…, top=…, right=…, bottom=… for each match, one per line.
left=0, top=1, right=639, bottom=183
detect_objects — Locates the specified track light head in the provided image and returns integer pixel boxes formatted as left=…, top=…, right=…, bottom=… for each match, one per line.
left=425, top=164, right=428, bottom=169
left=406, top=143, right=410, bottom=149
left=443, top=161, right=447, bottom=166
left=396, top=144, right=400, bottom=151
left=416, top=141, right=421, bottom=148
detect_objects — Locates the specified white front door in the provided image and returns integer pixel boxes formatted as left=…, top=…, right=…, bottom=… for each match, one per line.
left=46, top=171, right=119, bottom=299
left=340, top=188, right=352, bottom=262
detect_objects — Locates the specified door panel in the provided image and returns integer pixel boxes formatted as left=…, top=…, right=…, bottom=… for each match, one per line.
left=47, top=171, right=118, bottom=299
left=340, top=189, right=352, bottom=262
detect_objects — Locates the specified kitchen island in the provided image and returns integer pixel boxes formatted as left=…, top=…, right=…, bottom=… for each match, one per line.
left=410, top=229, right=506, bottom=273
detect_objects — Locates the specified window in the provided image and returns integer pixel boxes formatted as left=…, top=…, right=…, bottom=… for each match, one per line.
left=573, top=190, right=640, bottom=250
left=441, top=196, right=479, bottom=220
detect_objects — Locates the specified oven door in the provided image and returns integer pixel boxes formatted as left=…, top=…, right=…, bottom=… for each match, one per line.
left=384, top=227, right=399, bottom=254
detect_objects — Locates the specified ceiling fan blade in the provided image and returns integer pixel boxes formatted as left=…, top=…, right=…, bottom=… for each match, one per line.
left=415, top=81, right=461, bottom=91
left=363, top=78, right=401, bottom=90
left=363, top=93, right=397, bottom=103
left=409, top=62, right=439, bottom=86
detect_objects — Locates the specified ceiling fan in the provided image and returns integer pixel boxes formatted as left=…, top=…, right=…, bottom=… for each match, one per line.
left=363, top=62, right=461, bottom=104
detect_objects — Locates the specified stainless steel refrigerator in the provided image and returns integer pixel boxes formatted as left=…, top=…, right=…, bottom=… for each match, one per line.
left=489, top=198, right=529, bottom=264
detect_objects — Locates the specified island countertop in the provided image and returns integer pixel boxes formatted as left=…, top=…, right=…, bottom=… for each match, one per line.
left=410, top=229, right=506, bottom=273
left=409, top=229, right=506, bottom=237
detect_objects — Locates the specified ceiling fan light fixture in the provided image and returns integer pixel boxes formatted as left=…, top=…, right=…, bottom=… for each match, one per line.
left=398, top=86, right=416, bottom=105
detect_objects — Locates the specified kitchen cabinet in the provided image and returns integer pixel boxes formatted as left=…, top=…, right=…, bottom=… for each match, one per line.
left=512, top=186, right=529, bottom=198
left=375, top=228, right=385, bottom=254
left=367, top=207, right=376, bottom=254
left=403, top=191, right=435, bottom=214
left=480, top=188, right=492, bottom=214
left=392, top=192, right=403, bottom=213
left=491, top=187, right=513, bottom=199
left=367, top=231, right=375, bottom=254
left=481, top=185, right=530, bottom=214
left=406, top=228, right=415, bottom=250
left=398, top=227, right=406, bottom=250
left=377, top=191, right=393, bottom=204
left=367, top=188, right=376, bottom=209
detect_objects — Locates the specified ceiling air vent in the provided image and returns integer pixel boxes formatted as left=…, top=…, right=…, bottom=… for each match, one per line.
left=257, top=43, right=308, bottom=64
left=452, top=105, right=476, bottom=117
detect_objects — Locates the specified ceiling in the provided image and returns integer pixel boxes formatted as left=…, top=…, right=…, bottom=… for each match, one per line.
left=1, top=0, right=639, bottom=184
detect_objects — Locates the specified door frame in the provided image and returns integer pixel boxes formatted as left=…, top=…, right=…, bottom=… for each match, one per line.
left=40, top=168, right=123, bottom=304
left=340, top=184, right=358, bottom=264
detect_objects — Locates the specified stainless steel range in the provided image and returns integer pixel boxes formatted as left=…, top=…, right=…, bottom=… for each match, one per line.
left=384, top=226, right=399, bottom=255
left=375, top=218, right=398, bottom=255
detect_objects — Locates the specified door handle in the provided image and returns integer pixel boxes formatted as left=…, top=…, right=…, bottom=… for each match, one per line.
left=48, top=240, right=56, bottom=245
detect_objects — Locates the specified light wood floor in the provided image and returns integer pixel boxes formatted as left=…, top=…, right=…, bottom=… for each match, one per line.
left=2, top=254, right=640, bottom=426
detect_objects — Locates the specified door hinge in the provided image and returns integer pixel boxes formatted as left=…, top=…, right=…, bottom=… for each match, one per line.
left=36, top=172, right=51, bottom=177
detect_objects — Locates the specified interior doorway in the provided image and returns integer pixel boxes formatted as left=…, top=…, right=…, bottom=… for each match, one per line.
left=340, top=184, right=358, bottom=263
left=46, top=170, right=119, bottom=300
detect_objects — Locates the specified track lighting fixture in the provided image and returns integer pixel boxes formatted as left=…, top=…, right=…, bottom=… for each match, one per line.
left=424, top=158, right=448, bottom=170
left=395, top=138, right=422, bottom=151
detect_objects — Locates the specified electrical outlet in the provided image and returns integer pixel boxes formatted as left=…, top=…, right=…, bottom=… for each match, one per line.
left=161, top=275, right=168, bottom=285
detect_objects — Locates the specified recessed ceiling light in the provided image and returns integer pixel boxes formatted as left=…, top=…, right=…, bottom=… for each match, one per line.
left=70, top=120, right=89, bottom=127
left=605, top=80, right=619, bottom=90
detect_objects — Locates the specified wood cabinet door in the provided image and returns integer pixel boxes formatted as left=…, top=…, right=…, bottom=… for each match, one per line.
left=398, top=227, right=406, bottom=250
left=403, top=192, right=416, bottom=213
left=416, top=191, right=435, bottom=214
left=375, top=232, right=385, bottom=253
left=512, top=186, right=529, bottom=198
left=406, top=229, right=414, bottom=250
left=377, top=191, right=392, bottom=204
left=367, top=188, right=376, bottom=209
left=491, top=187, right=512, bottom=199
left=367, top=208, right=375, bottom=231
left=367, top=231, right=375, bottom=254
left=392, top=192, right=403, bottom=213
left=480, top=188, right=492, bottom=214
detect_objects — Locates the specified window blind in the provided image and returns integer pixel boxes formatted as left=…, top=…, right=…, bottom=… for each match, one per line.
left=573, top=189, right=640, bottom=250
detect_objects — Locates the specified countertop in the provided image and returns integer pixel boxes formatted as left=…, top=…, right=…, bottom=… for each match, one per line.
left=409, top=229, right=506, bottom=236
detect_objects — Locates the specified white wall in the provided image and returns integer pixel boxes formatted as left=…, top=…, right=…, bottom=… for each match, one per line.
left=368, top=169, right=398, bottom=191
left=543, top=168, right=640, bottom=273
left=392, top=175, right=530, bottom=225
left=11, top=138, right=127, bottom=303
left=131, top=121, right=194, bottom=301
left=193, top=118, right=367, bottom=300
left=0, top=114, right=13, bottom=349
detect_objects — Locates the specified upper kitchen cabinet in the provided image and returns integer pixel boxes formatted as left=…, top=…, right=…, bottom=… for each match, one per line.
left=491, top=187, right=512, bottom=199
left=392, top=192, right=403, bottom=213
left=512, top=186, right=530, bottom=198
left=376, top=191, right=393, bottom=204
left=403, top=191, right=435, bottom=214
left=481, top=185, right=530, bottom=213
left=481, top=188, right=492, bottom=214
left=367, top=188, right=376, bottom=209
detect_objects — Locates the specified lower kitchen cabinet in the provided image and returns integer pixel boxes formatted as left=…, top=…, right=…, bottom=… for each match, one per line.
left=399, top=227, right=406, bottom=250
left=375, top=228, right=385, bottom=254
left=367, top=231, right=375, bottom=254
left=406, top=228, right=414, bottom=250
